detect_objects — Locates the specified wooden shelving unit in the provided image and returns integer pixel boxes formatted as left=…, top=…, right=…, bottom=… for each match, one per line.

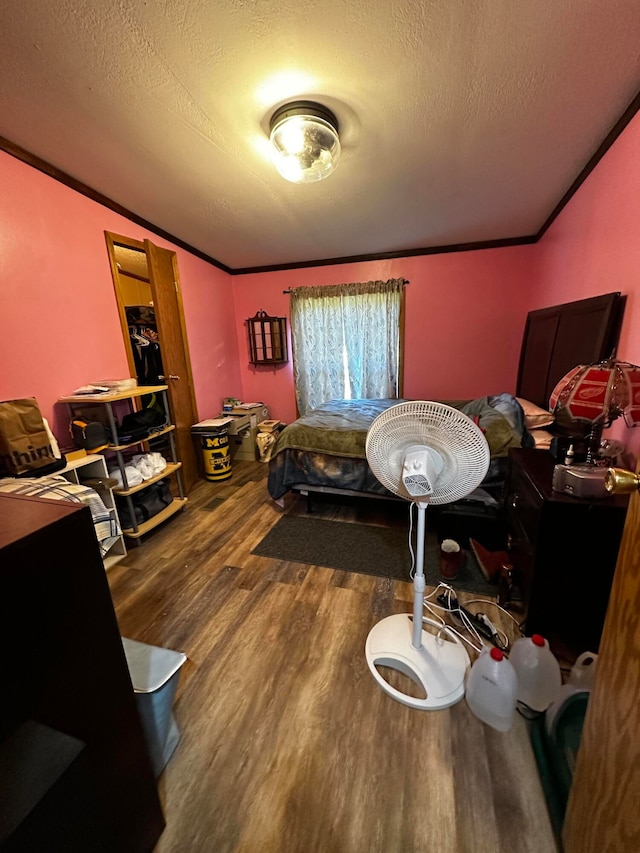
left=109, top=423, right=176, bottom=451
left=114, top=461, right=182, bottom=497
left=59, top=385, right=187, bottom=542
left=58, top=453, right=127, bottom=569
left=120, top=499, right=187, bottom=539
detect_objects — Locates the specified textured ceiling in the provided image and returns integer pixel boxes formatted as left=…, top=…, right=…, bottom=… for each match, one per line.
left=1, top=0, right=640, bottom=271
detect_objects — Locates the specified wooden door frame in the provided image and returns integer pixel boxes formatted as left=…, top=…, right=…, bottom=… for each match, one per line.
left=105, top=232, right=145, bottom=381
left=104, top=231, right=199, bottom=491
left=149, top=242, right=199, bottom=428
left=562, top=460, right=640, bottom=852
left=104, top=231, right=199, bottom=426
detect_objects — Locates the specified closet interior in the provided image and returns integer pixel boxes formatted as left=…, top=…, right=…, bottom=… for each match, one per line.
left=127, top=304, right=164, bottom=386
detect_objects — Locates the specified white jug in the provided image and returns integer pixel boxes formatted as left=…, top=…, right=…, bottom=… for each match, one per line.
left=509, top=634, right=562, bottom=712
left=465, top=647, right=519, bottom=732
left=545, top=651, right=598, bottom=735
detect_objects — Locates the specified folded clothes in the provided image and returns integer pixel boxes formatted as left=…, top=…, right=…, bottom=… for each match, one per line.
left=131, top=452, right=167, bottom=480
left=108, top=464, right=144, bottom=489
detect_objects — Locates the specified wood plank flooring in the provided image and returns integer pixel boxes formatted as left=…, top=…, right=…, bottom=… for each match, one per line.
left=107, top=461, right=558, bottom=853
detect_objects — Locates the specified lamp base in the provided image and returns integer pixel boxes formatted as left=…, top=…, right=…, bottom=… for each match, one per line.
left=365, top=614, right=470, bottom=710
left=584, top=422, right=605, bottom=464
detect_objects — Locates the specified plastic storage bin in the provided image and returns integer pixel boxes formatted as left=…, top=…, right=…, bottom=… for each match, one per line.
left=122, top=637, right=187, bottom=777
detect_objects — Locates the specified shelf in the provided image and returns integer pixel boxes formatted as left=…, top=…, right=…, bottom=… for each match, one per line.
left=113, top=462, right=182, bottom=496
left=58, top=454, right=127, bottom=568
left=60, top=387, right=186, bottom=546
left=107, top=424, right=175, bottom=451
left=121, top=498, right=188, bottom=539
left=103, top=551, right=127, bottom=570
left=58, top=384, right=168, bottom=404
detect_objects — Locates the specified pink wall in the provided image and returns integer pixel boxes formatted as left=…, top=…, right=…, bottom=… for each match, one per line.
left=3, top=105, right=640, bottom=461
left=231, top=249, right=539, bottom=424
left=535, top=111, right=640, bottom=462
left=0, top=151, right=240, bottom=446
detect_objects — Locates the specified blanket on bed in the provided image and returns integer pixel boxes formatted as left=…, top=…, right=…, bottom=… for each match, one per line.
left=0, top=475, right=121, bottom=558
left=272, top=396, right=525, bottom=460
left=267, top=395, right=531, bottom=502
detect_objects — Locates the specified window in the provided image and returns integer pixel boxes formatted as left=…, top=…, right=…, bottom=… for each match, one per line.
left=290, top=278, right=405, bottom=415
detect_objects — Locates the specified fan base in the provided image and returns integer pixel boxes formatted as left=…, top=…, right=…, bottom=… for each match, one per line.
left=365, top=614, right=470, bottom=710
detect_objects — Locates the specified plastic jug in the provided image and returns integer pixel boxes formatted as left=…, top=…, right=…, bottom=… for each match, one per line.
left=465, top=647, right=518, bottom=732
left=545, top=651, right=598, bottom=734
left=509, top=634, right=562, bottom=712
left=567, top=651, right=598, bottom=690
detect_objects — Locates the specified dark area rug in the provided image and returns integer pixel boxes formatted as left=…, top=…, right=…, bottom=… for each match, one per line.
left=252, top=515, right=497, bottom=595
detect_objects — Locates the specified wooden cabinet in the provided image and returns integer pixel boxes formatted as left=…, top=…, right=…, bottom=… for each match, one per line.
left=0, top=493, right=164, bottom=851
left=59, top=385, right=187, bottom=542
left=504, top=448, right=628, bottom=658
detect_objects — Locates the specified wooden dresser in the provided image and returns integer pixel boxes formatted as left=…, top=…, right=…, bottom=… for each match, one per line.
left=0, top=493, right=164, bottom=851
left=504, top=448, right=628, bottom=658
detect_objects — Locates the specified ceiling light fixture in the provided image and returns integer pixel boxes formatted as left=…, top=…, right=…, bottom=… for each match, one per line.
left=269, top=101, right=341, bottom=184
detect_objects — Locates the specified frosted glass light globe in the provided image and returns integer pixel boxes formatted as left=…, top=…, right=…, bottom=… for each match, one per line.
left=269, top=103, right=341, bottom=183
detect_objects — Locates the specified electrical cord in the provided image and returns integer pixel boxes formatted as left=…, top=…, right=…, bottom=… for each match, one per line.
left=407, top=503, right=416, bottom=579
left=462, top=597, right=525, bottom=650
left=435, top=590, right=510, bottom=651
left=423, top=583, right=486, bottom=654
left=404, top=505, right=522, bottom=652
left=423, top=582, right=525, bottom=653
left=464, top=597, right=523, bottom=632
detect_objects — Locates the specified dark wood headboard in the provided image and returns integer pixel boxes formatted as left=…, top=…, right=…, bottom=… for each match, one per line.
left=516, top=292, right=626, bottom=410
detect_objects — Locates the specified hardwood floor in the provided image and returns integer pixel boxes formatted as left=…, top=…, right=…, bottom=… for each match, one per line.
left=107, top=461, right=558, bottom=853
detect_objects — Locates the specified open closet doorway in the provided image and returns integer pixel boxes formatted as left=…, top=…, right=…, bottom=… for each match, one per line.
left=105, top=232, right=199, bottom=494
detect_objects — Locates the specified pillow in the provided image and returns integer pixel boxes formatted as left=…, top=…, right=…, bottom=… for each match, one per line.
left=516, top=398, right=555, bottom=429
left=530, top=428, right=554, bottom=450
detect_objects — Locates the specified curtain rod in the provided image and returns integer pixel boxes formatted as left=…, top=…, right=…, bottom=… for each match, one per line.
left=282, top=279, right=409, bottom=294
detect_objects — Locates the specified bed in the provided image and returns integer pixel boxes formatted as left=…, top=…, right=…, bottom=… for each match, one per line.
left=268, top=291, right=626, bottom=504
left=267, top=395, right=530, bottom=502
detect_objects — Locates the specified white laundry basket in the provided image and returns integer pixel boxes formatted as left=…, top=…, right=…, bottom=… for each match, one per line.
left=122, top=638, right=187, bottom=777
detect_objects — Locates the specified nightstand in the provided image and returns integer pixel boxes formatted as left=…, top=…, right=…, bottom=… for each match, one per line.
left=505, top=448, right=628, bottom=659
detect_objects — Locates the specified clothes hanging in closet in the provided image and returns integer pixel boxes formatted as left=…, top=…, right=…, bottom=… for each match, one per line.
left=126, top=306, right=164, bottom=385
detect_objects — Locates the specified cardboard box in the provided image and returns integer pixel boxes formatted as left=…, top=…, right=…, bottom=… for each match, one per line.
left=229, top=426, right=258, bottom=461
left=65, top=448, right=88, bottom=462
left=224, top=414, right=251, bottom=435
left=231, top=404, right=269, bottom=425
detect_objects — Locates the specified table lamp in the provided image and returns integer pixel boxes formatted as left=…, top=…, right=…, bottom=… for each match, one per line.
left=549, top=358, right=640, bottom=464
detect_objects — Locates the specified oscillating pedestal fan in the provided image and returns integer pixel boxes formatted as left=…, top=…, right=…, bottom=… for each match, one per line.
left=365, top=401, right=490, bottom=710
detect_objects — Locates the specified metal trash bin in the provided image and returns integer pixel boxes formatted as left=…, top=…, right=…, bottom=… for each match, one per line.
left=191, top=422, right=232, bottom=481
left=122, top=637, right=187, bottom=777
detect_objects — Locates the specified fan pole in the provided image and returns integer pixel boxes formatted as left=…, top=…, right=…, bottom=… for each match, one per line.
left=412, top=503, right=427, bottom=649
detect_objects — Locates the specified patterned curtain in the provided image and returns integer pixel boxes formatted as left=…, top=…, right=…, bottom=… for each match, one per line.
left=290, top=278, right=405, bottom=415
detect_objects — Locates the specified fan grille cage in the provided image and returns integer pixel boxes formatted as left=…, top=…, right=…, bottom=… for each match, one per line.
left=365, top=401, right=490, bottom=504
